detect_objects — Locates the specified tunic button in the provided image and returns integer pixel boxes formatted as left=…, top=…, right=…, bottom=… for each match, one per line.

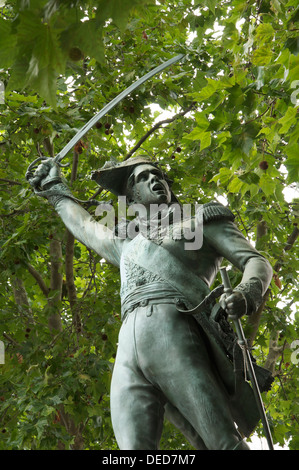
left=140, top=299, right=148, bottom=307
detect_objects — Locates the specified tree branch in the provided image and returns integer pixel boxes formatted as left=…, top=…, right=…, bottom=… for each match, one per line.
left=0, top=178, right=22, bottom=185
left=70, top=149, right=79, bottom=183
left=43, top=136, right=54, bottom=157
left=244, top=100, right=276, bottom=126
left=49, top=239, right=63, bottom=295
left=65, top=229, right=81, bottom=332
left=125, top=102, right=196, bottom=160
left=88, top=186, right=104, bottom=201
left=284, top=226, right=299, bottom=252
left=11, top=277, right=35, bottom=327
left=26, top=263, right=50, bottom=297
left=3, top=332, right=19, bottom=346
left=65, top=150, right=81, bottom=333
left=274, top=226, right=299, bottom=272
left=57, top=405, right=85, bottom=450
left=264, top=331, right=287, bottom=376
left=248, top=223, right=298, bottom=347
left=245, top=219, right=269, bottom=345
left=247, top=289, right=270, bottom=348
left=48, top=238, right=63, bottom=332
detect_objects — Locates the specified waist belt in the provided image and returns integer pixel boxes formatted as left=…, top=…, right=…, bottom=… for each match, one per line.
left=122, top=297, right=185, bottom=321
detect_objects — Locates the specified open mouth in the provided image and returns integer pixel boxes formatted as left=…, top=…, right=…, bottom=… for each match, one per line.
left=152, top=183, right=165, bottom=192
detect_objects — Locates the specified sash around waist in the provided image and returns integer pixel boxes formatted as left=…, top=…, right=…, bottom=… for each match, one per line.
left=121, top=281, right=191, bottom=318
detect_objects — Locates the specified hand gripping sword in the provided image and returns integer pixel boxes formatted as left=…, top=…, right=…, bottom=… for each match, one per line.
left=26, top=53, right=185, bottom=180
left=220, top=267, right=274, bottom=451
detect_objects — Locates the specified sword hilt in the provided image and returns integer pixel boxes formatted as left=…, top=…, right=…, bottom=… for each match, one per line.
left=26, top=156, right=69, bottom=189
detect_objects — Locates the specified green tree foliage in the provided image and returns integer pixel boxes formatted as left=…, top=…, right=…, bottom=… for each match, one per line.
left=0, top=0, right=298, bottom=450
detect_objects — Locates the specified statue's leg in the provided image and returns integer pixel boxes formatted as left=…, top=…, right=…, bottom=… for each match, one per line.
left=165, top=401, right=250, bottom=450
left=133, top=304, right=247, bottom=451
left=164, top=402, right=208, bottom=450
left=110, top=309, right=166, bottom=450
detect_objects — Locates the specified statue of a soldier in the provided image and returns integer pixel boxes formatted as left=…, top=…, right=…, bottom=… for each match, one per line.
left=27, top=155, right=273, bottom=450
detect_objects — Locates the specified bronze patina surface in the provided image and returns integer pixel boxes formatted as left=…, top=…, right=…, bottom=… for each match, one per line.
left=27, top=156, right=273, bottom=450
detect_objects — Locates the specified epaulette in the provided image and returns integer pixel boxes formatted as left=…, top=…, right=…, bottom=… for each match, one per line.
left=203, top=201, right=235, bottom=224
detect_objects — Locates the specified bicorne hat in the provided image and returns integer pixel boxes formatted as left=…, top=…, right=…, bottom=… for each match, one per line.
left=91, top=156, right=179, bottom=203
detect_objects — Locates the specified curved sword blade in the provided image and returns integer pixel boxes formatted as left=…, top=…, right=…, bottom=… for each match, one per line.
left=54, top=53, right=185, bottom=164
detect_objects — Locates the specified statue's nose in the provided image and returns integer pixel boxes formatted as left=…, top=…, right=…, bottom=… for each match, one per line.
left=150, top=173, right=159, bottom=183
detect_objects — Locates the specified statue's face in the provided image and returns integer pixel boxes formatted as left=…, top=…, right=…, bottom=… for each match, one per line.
left=127, top=164, right=172, bottom=206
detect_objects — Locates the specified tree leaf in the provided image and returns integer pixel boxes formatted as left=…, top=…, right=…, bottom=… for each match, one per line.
left=255, top=23, right=274, bottom=45
left=0, top=18, right=17, bottom=67
left=259, top=174, right=277, bottom=196
left=228, top=177, right=244, bottom=194
left=75, top=20, right=105, bottom=63
left=278, top=106, right=297, bottom=134
left=285, top=143, right=299, bottom=182
left=184, top=128, right=211, bottom=150
left=252, top=45, right=272, bottom=66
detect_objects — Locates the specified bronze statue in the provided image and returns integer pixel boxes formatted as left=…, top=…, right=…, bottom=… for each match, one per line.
left=26, top=155, right=273, bottom=450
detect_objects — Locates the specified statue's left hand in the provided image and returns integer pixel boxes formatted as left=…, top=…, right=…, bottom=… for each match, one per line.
left=220, top=291, right=247, bottom=320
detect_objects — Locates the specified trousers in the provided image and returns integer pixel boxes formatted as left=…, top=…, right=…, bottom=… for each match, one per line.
left=110, top=303, right=249, bottom=450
